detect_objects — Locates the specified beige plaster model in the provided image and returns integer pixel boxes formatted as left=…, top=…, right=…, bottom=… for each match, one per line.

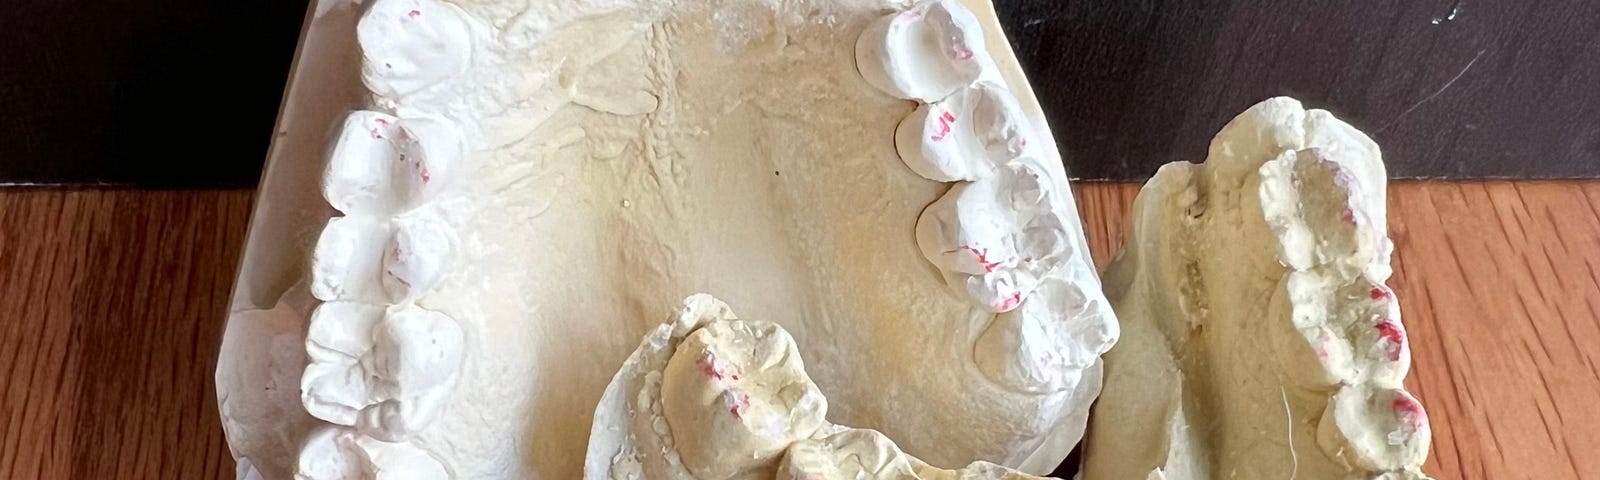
left=586, top=294, right=1048, bottom=480
left=1082, top=97, right=1432, bottom=480
left=216, top=0, right=1115, bottom=478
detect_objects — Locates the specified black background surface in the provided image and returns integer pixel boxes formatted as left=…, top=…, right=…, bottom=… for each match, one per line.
left=1, top=0, right=1596, bottom=187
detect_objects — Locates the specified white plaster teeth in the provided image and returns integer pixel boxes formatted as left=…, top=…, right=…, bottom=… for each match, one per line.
left=301, top=302, right=465, bottom=441
left=854, top=0, right=985, bottom=103
left=357, top=0, right=474, bottom=99
left=1085, top=97, right=1430, bottom=480
left=295, top=1, right=478, bottom=474
left=973, top=273, right=1117, bottom=394
left=1318, top=385, right=1431, bottom=473
left=859, top=0, right=1115, bottom=401
left=324, top=111, right=463, bottom=217
left=586, top=295, right=1049, bottom=480
left=916, top=158, right=1071, bottom=312
left=894, top=81, right=1029, bottom=181
left=293, top=425, right=451, bottom=480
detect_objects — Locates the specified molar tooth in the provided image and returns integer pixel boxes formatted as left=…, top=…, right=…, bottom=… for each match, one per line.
left=893, top=82, right=1028, bottom=182
left=853, top=0, right=986, bottom=103
left=1316, top=385, right=1431, bottom=473
left=357, top=0, right=473, bottom=98
left=973, top=276, right=1116, bottom=394
left=915, top=159, right=1071, bottom=312
left=294, top=425, right=452, bottom=480
left=299, top=303, right=465, bottom=441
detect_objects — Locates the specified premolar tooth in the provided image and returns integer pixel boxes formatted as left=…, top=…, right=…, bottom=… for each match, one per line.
left=357, top=0, right=473, bottom=98
left=894, top=81, right=1030, bottom=182
left=311, top=216, right=393, bottom=303
left=324, top=111, right=464, bottom=217
left=382, top=216, right=456, bottom=303
left=854, top=0, right=986, bottom=103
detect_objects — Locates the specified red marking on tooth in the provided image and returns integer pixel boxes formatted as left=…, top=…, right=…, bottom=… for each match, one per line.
left=696, top=350, right=735, bottom=381
left=942, top=245, right=1001, bottom=272
left=997, top=291, right=1022, bottom=311
left=930, top=111, right=956, bottom=142
left=408, top=9, right=420, bottom=18
left=1391, top=395, right=1427, bottom=429
left=952, top=45, right=974, bottom=60
left=729, top=393, right=751, bottom=419
left=1370, top=287, right=1390, bottom=300
left=1375, top=321, right=1405, bottom=361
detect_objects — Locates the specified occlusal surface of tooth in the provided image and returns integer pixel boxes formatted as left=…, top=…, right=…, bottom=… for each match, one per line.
left=915, top=158, right=1072, bottom=313
left=294, top=425, right=451, bottom=480
left=973, top=272, right=1118, bottom=394
left=301, top=302, right=466, bottom=442
left=1084, top=97, right=1431, bottom=480
left=357, top=0, right=474, bottom=99
left=323, top=111, right=463, bottom=217
left=854, top=0, right=986, bottom=103
left=895, top=81, right=1030, bottom=182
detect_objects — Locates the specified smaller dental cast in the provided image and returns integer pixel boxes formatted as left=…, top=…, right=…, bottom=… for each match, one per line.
left=586, top=294, right=1050, bottom=480
left=1083, top=98, right=1432, bottom=480
left=296, top=0, right=477, bottom=476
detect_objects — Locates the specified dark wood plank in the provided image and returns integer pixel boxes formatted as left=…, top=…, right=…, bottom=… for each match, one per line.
left=0, top=190, right=253, bottom=479
left=998, top=0, right=1600, bottom=180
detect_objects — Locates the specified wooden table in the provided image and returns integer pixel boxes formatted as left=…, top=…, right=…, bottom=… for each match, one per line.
left=3, top=183, right=1596, bottom=479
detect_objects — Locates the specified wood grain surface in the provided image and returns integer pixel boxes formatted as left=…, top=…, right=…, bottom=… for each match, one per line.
left=2, top=184, right=1596, bottom=479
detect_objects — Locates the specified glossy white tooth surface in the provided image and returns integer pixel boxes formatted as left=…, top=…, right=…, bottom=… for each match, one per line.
left=357, top=0, right=472, bottom=98
left=301, top=303, right=465, bottom=441
left=854, top=0, right=985, bottom=103
left=310, top=216, right=393, bottom=304
left=381, top=216, right=455, bottom=303
left=294, top=425, right=452, bottom=480
left=324, top=111, right=463, bottom=216
left=973, top=273, right=1118, bottom=394
left=894, top=81, right=1030, bottom=182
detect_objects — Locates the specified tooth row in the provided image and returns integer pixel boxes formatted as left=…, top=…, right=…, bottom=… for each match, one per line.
left=855, top=0, right=1117, bottom=394
left=1258, top=146, right=1430, bottom=475
left=296, top=0, right=477, bottom=477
